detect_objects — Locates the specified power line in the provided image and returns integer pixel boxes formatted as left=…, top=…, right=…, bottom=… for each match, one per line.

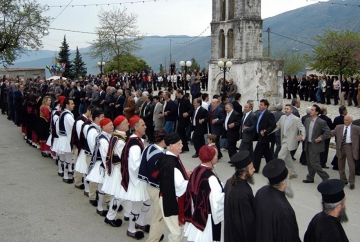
left=318, top=1, right=360, bottom=7
left=270, top=30, right=315, bottom=47
left=47, top=0, right=167, bottom=8
left=50, top=0, right=74, bottom=24
left=170, top=26, right=211, bottom=45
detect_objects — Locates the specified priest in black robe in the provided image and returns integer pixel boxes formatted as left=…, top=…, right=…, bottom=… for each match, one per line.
left=254, top=159, right=301, bottom=242
left=304, top=179, right=349, bottom=242
left=224, top=150, right=256, bottom=242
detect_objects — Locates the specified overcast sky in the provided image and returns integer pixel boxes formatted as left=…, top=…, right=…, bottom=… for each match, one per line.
left=40, top=0, right=322, bottom=51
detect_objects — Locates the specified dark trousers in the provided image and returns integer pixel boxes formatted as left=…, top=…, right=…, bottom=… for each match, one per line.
left=227, top=140, right=237, bottom=160
left=145, top=125, right=154, bottom=143
left=193, top=131, right=205, bottom=155
left=326, top=94, right=332, bottom=104
left=353, top=93, right=358, bottom=107
left=177, top=125, right=189, bottom=151
left=273, top=135, right=281, bottom=158
left=305, top=142, right=329, bottom=181
left=239, top=141, right=254, bottom=160
left=300, top=141, right=307, bottom=164
left=215, top=135, right=222, bottom=158
left=304, top=90, right=309, bottom=101
left=201, top=80, right=207, bottom=91
left=253, top=142, right=272, bottom=172
left=7, top=105, right=14, bottom=121
left=104, top=110, right=113, bottom=120
left=320, top=139, right=330, bottom=167
left=333, top=90, right=339, bottom=105
left=331, top=155, right=338, bottom=169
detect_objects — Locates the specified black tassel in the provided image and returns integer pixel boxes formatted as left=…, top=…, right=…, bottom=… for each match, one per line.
left=112, top=200, right=117, bottom=210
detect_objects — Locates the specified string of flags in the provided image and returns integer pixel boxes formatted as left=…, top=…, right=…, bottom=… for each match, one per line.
left=317, top=1, right=360, bottom=7
left=47, top=0, right=167, bottom=8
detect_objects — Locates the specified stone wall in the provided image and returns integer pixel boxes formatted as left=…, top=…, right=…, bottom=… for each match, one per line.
left=208, top=58, right=284, bottom=110
left=0, top=68, right=45, bottom=80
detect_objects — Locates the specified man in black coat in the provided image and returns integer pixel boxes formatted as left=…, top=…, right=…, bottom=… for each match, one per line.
left=176, top=89, right=193, bottom=152
left=331, top=105, right=347, bottom=170
left=114, top=89, right=125, bottom=117
left=319, top=106, right=333, bottom=169
left=232, top=93, right=243, bottom=119
left=13, top=84, right=24, bottom=126
left=253, top=99, right=276, bottom=172
left=142, top=94, right=155, bottom=143
left=272, top=104, right=285, bottom=158
left=239, top=103, right=257, bottom=159
left=103, top=86, right=115, bottom=119
left=206, top=98, right=226, bottom=159
left=224, top=151, right=256, bottom=242
left=223, top=103, right=241, bottom=159
left=191, top=98, right=208, bottom=158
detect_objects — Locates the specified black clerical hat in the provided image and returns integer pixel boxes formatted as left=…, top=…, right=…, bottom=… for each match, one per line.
left=317, top=179, right=345, bottom=203
left=228, top=150, right=251, bottom=169
left=262, top=159, right=288, bottom=185
left=165, top=132, right=181, bottom=146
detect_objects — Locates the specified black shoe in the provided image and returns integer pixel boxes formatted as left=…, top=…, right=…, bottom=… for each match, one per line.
left=191, top=154, right=198, bottom=158
left=58, top=172, right=64, bottom=177
left=75, top=184, right=85, bottom=190
left=332, top=167, right=339, bottom=171
left=321, top=165, right=329, bottom=169
left=159, top=234, right=164, bottom=241
left=291, top=156, right=296, bottom=161
left=104, top=217, right=122, bottom=227
left=135, top=223, right=150, bottom=233
left=301, top=163, right=307, bottom=166
left=68, top=171, right=74, bottom=176
left=84, top=191, right=89, bottom=197
left=302, top=180, right=314, bottom=183
left=118, top=205, right=123, bottom=212
left=350, top=184, right=355, bottom=190
left=62, top=178, right=74, bottom=184
left=124, top=216, right=130, bottom=221
left=126, top=230, right=144, bottom=240
left=344, top=181, right=349, bottom=185
left=356, top=171, right=360, bottom=176
left=89, top=200, right=98, bottom=207
left=96, top=209, right=108, bottom=217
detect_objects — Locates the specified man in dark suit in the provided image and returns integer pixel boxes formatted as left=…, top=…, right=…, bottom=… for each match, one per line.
left=272, top=104, right=285, bottom=158
left=103, top=86, right=114, bottom=119
left=303, top=104, right=330, bottom=183
left=13, top=84, right=24, bottom=126
left=223, top=103, right=241, bottom=159
left=114, top=89, right=125, bottom=117
left=99, top=85, right=106, bottom=111
left=299, top=107, right=312, bottom=165
left=142, top=94, right=155, bottom=143
left=239, top=102, right=257, bottom=159
left=232, top=93, right=243, bottom=119
left=207, top=98, right=226, bottom=159
left=331, top=105, right=347, bottom=170
left=191, top=98, right=208, bottom=158
left=176, top=89, right=193, bottom=152
left=253, top=99, right=276, bottom=172
left=161, top=91, right=177, bottom=133
left=319, top=106, right=333, bottom=169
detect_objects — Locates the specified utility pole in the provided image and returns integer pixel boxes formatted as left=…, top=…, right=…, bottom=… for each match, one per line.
left=267, top=27, right=270, bottom=57
left=169, top=39, right=172, bottom=73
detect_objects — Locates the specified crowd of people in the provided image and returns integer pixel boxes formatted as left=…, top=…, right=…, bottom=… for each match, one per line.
left=283, top=74, right=360, bottom=107
left=0, top=72, right=356, bottom=241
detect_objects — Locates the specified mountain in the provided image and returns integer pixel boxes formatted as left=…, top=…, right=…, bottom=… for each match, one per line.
left=9, top=0, right=360, bottom=77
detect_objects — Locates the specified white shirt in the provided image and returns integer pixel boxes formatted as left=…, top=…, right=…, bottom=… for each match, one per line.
left=224, top=110, right=233, bottom=131
left=202, top=102, right=209, bottom=111
left=166, top=151, right=188, bottom=197
left=193, top=106, right=200, bottom=126
left=87, top=124, right=101, bottom=154
left=343, top=125, right=352, bottom=143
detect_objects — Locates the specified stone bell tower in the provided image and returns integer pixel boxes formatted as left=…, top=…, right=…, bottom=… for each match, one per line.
left=208, top=0, right=284, bottom=109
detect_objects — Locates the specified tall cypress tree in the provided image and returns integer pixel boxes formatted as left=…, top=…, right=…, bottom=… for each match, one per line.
left=58, top=35, right=73, bottom=78
left=72, top=46, right=87, bottom=78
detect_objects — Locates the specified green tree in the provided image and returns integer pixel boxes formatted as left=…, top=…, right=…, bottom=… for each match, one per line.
left=104, top=54, right=148, bottom=74
left=190, top=57, right=201, bottom=72
left=89, top=7, right=144, bottom=73
left=58, top=36, right=73, bottom=78
left=276, top=49, right=307, bottom=76
left=159, top=64, right=164, bottom=75
left=308, top=30, right=360, bottom=79
left=0, top=0, right=51, bottom=66
left=72, top=46, right=87, bottom=78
